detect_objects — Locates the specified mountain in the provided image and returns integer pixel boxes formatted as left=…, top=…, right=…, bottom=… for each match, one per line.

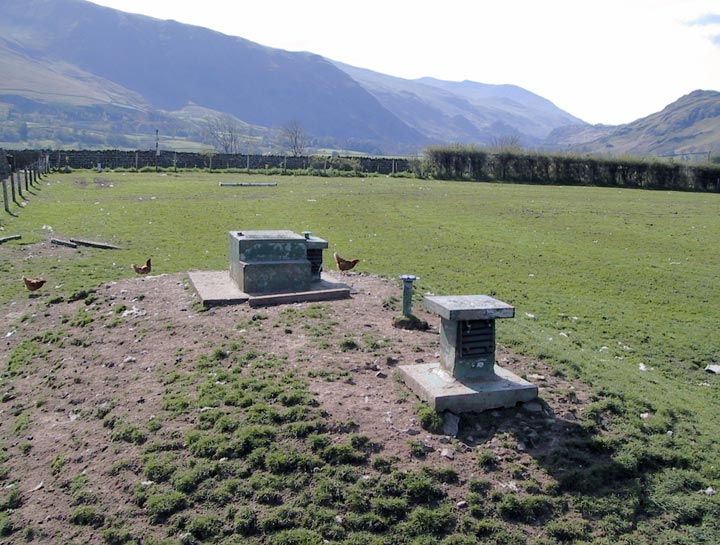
left=546, top=90, right=720, bottom=158
left=0, top=0, right=589, bottom=154
left=330, top=64, right=583, bottom=147
left=0, top=0, right=717, bottom=158
left=0, top=0, right=427, bottom=153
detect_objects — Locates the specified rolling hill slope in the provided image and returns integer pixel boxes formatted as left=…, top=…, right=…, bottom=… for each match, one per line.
left=0, top=0, right=585, bottom=153
left=546, top=90, right=720, bottom=158
left=0, top=0, right=718, bottom=157
left=332, top=64, right=584, bottom=147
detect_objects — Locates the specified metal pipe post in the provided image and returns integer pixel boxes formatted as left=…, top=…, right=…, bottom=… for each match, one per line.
left=400, top=274, right=419, bottom=317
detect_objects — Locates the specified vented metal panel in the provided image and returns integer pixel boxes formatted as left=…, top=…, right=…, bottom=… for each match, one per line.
left=458, top=319, right=494, bottom=358
left=307, top=248, right=323, bottom=276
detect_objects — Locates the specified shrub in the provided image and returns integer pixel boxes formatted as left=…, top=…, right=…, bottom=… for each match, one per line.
left=371, top=497, right=410, bottom=522
left=102, top=527, right=135, bottom=544
left=209, top=413, right=237, bottom=433
left=161, top=393, right=191, bottom=415
left=255, top=486, right=283, bottom=505
left=417, top=405, right=444, bottom=434
left=497, top=494, right=556, bottom=523
left=477, top=450, right=499, bottom=470
left=468, top=478, right=492, bottom=494
left=312, top=478, right=345, bottom=506
left=278, top=390, right=314, bottom=407
left=259, top=506, right=303, bottom=532
left=401, top=505, right=455, bottom=536
left=430, top=466, right=459, bottom=484
left=320, top=443, right=368, bottom=465
left=187, top=515, right=223, bottom=540
left=371, top=456, right=394, bottom=473
left=233, top=507, right=258, bottom=535
left=341, top=512, right=388, bottom=533
left=1, top=487, right=22, bottom=510
left=266, top=448, right=303, bottom=474
left=339, top=338, right=360, bottom=351
left=178, top=460, right=224, bottom=494
left=283, top=420, right=325, bottom=438
left=185, top=432, right=222, bottom=458
left=210, top=348, right=229, bottom=361
left=338, top=531, right=384, bottom=545
left=440, top=535, right=482, bottom=545
left=111, top=424, right=147, bottom=445
left=270, top=528, right=325, bottom=545
left=70, top=505, right=105, bottom=527
left=0, top=513, right=13, bottom=537
left=226, top=425, right=276, bottom=458
left=308, top=434, right=331, bottom=451
left=546, top=517, right=592, bottom=541
left=144, top=455, right=177, bottom=483
left=145, top=490, right=187, bottom=522
left=408, top=440, right=428, bottom=459
left=403, top=471, right=445, bottom=504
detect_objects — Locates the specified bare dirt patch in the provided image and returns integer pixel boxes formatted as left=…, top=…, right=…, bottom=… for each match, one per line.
left=0, top=270, right=590, bottom=542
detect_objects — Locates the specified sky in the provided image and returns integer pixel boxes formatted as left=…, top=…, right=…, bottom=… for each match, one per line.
left=88, top=0, right=720, bottom=126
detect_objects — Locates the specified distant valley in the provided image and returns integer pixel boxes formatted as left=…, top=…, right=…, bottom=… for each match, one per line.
left=0, top=0, right=718, bottom=159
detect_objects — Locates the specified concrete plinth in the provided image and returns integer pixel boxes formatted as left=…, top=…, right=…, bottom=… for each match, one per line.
left=229, top=230, right=312, bottom=294
left=235, top=260, right=311, bottom=295
left=188, top=270, right=350, bottom=308
left=398, top=362, right=538, bottom=413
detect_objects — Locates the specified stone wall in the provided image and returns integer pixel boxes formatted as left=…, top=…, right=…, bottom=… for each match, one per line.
left=8, top=150, right=414, bottom=175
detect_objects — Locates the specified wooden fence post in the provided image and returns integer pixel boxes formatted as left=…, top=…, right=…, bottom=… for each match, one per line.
left=2, top=177, right=9, bottom=214
left=24, top=168, right=29, bottom=191
left=16, top=171, right=24, bottom=199
left=10, top=171, right=16, bottom=203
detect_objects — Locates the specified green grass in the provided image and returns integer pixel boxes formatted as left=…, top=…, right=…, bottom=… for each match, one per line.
left=1, top=170, right=719, bottom=543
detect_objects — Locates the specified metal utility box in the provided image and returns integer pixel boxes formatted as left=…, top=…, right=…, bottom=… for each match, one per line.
left=229, top=230, right=311, bottom=295
left=399, top=294, right=537, bottom=413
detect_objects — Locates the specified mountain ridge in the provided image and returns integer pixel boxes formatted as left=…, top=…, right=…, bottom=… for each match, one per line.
left=0, top=0, right=718, bottom=158
left=546, top=90, right=720, bottom=157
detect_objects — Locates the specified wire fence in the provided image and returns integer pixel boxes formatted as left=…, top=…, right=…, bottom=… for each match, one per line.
left=1, top=150, right=51, bottom=217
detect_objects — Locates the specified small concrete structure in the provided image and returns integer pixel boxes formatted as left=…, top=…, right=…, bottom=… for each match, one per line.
left=229, top=230, right=312, bottom=295
left=189, top=229, right=350, bottom=307
left=399, top=295, right=537, bottom=413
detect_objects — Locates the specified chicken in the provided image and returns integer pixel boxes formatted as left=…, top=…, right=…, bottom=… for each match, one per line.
left=333, top=252, right=359, bottom=273
left=132, top=258, right=152, bottom=275
left=23, top=276, right=47, bottom=291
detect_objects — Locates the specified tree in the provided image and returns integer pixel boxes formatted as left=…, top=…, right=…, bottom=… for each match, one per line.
left=204, top=115, right=244, bottom=154
left=489, top=135, right=523, bottom=153
left=280, top=120, right=309, bottom=157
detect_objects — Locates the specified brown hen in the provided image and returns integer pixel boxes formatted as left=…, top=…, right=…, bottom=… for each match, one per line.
left=333, top=252, right=359, bottom=273
left=132, top=258, right=152, bottom=275
left=23, top=276, right=47, bottom=291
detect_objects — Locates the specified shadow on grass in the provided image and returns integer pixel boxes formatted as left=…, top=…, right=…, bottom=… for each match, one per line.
left=453, top=392, right=718, bottom=542
left=456, top=398, right=647, bottom=537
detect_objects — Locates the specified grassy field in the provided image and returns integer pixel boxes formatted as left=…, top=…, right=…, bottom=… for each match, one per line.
left=1, top=170, right=719, bottom=543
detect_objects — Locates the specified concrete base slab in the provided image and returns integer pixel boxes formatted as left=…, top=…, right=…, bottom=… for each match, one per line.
left=398, top=362, right=538, bottom=413
left=188, top=270, right=249, bottom=306
left=187, top=270, right=350, bottom=307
